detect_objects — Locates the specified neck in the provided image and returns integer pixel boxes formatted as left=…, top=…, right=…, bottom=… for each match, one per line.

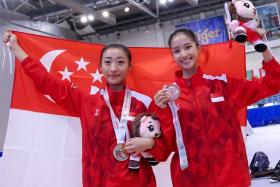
left=108, top=84, right=124, bottom=91
left=182, top=66, right=197, bottom=79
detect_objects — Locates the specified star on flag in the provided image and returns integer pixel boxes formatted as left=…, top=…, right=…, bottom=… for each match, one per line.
left=59, top=67, right=73, bottom=81
left=75, top=57, right=90, bottom=71
left=90, top=69, right=104, bottom=83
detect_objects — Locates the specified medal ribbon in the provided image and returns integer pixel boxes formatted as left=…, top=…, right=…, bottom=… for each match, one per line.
left=2, top=42, right=13, bottom=74
left=168, top=101, right=188, bottom=170
left=102, top=88, right=131, bottom=144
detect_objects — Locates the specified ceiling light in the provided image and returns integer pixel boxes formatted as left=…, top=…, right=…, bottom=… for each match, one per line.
left=80, top=15, right=88, bottom=23
left=124, top=7, right=130, bottom=12
left=88, top=15, right=94, bottom=21
left=168, top=0, right=174, bottom=2
left=102, top=11, right=109, bottom=18
left=160, top=0, right=167, bottom=5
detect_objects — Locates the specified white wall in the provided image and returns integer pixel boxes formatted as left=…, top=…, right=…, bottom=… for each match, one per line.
left=246, top=41, right=280, bottom=70
left=86, top=19, right=176, bottom=47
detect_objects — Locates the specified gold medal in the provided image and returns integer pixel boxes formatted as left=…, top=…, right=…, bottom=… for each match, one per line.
left=113, top=144, right=128, bottom=162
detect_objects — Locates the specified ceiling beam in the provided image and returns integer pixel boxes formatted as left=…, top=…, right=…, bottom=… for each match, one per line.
left=0, top=7, right=30, bottom=21
left=13, top=0, right=29, bottom=11
left=2, top=0, right=8, bottom=9
left=126, top=0, right=157, bottom=18
left=39, top=0, right=44, bottom=8
left=184, top=0, right=198, bottom=6
left=156, top=0, right=159, bottom=17
left=52, top=0, right=116, bottom=25
left=47, top=0, right=56, bottom=4
left=13, top=0, right=38, bottom=11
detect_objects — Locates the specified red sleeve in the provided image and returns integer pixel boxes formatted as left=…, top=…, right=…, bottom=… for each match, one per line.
left=228, top=58, right=280, bottom=109
left=21, top=56, right=85, bottom=115
left=147, top=100, right=175, bottom=161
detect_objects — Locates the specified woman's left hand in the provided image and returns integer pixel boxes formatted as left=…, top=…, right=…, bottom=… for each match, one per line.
left=125, top=137, right=155, bottom=154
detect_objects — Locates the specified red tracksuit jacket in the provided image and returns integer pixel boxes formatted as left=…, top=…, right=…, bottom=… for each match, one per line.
left=150, top=58, right=280, bottom=187
left=21, top=57, right=156, bottom=187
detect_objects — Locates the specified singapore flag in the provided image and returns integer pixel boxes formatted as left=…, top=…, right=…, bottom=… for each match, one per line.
left=0, top=32, right=105, bottom=187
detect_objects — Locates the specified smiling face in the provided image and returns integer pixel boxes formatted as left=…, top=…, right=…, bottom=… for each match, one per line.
left=139, top=116, right=161, bottom=138
left=170, top=32, right=200, bottom=78
left=100, top=47, right=131, bottom=91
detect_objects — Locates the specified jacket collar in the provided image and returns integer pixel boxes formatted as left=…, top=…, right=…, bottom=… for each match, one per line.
left=175, top=67, right=203, bottom=87
left=105, top=84, right=126, bottom=106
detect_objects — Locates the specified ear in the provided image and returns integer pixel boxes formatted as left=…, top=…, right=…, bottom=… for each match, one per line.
left=140, top=116, right=147, bottom=123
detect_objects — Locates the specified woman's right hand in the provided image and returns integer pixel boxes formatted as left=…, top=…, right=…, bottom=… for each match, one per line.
left=2, top=31, right=28, bottom=62
left=154, top=88, right=169, bottom=109
left=3, top=31, right=18, bottom=49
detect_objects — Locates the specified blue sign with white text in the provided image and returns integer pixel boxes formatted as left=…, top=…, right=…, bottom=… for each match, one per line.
left=176, top=16, right=229, bottom=45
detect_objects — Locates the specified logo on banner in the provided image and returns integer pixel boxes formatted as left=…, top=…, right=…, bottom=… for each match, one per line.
left=176, top=15, right=229, bottom=45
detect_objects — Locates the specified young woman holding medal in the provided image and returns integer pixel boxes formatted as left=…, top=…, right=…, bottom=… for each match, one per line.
left=3, top=31, right=156, bottom=187
left=145, top=28, right=280, bottom=187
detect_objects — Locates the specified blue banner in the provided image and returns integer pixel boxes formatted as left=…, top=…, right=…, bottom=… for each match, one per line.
left=176, top=15, right=229, bottom=45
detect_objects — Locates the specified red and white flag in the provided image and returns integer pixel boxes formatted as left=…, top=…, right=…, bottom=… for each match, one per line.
left=0, top=31, right=246, bottom=187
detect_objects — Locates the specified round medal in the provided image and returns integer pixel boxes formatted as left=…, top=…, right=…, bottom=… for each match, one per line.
left=113, top=144, right=128, bottom=162
left=166, top=84, right=180, bottom=101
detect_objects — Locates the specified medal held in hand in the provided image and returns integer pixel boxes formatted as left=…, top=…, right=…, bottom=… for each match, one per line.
left=165, top=84, right=180, bottom=101
left=113, top=144, right=128, bottom=162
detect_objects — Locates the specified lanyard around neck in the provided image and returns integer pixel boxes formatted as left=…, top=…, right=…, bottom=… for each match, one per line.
left=102, top=88, right=131, bottom=144
left=168, top=101, right=188, bottom=170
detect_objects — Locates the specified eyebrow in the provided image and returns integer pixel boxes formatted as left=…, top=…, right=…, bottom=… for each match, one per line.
left=103, top=56, right=125, bottom=59
left=172, top=43, right=192, bottom=49
left=172, top=47, right=179, bottom=50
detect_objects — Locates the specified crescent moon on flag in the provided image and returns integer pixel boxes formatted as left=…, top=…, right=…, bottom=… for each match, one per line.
left=39, top=49, right=66, bottom=103
left=40, top=49, right=66, bottom=72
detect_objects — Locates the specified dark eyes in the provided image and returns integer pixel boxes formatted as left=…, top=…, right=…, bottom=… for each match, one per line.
left=185, top=45, right=191, bottom=49
left=172, top=45, right=191, bottom=54
left=117, top=60, right=125, bottom=64
left=147, top=125, right=154, bottom=132
left=244, top=3, right=250, bottom=8
left=173, top=50, right=180, bottom=54
left=103, top=60, right=125, bottom=64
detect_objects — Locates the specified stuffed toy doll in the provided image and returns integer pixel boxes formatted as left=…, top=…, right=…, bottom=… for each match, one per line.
left=225, top=0, right=267, bottom=52
left=128, top=112, right=161, bottom=171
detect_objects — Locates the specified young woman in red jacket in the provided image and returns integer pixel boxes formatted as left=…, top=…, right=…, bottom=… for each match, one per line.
left=3, top=31, right=156, bottom=187
left=147, top=28, right=280, bottom=187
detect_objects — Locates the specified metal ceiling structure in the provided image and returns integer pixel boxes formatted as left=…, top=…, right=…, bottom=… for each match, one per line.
left=0, top=0, right=276, bottom=38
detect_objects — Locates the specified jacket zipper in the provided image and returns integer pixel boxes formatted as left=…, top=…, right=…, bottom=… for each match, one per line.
left=187, top=79, right=217, bottom=186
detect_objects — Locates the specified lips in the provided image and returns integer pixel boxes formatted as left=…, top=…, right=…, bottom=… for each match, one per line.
left=108, top=75, right=119, bottom=78
left=181, top=58, right=192, bottom=64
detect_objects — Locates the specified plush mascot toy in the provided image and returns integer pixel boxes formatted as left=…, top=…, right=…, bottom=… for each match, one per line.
left=225, top=0, right=267, bottom=52
left=128, top=112, right=161, bottom=171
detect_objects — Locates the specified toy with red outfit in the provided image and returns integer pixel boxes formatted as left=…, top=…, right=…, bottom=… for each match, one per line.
left=128, top=112, right=161, bottom=170
left=225, top=0, right=267, bottom=52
